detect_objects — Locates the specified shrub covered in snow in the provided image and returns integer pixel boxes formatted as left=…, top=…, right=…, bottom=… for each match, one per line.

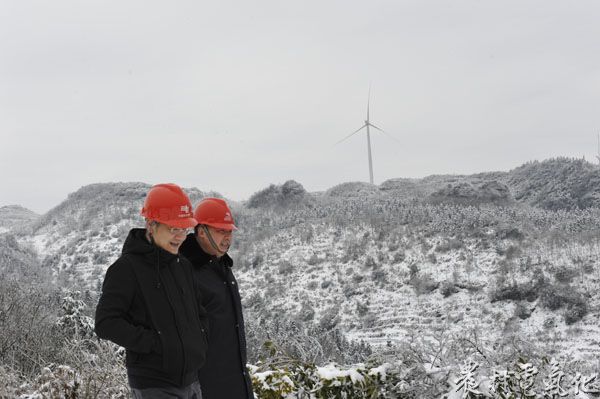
left=248, top=180, right=310, bottom=209
left=249, top=342, right=411, bottom=398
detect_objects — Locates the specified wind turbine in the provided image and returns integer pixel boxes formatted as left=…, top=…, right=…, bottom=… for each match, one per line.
left=336, top=88, right=388, bottom=184
left=597, top=132, right=600, bottom=165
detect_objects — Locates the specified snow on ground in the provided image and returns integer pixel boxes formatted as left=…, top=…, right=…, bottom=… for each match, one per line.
left=17, top=219, right=134, bottom=286
left=236, top=223, right=600, bottom=364
left=20, top=232, right=52, bottom=256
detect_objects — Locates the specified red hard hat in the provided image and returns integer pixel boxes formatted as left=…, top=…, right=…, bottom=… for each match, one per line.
left=140, top=183, right=198, bottom=228
left=194, top=198, right=237, bottom=231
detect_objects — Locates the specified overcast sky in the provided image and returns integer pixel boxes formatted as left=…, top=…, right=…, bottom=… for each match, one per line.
left=1, top=0, right=599, bottom=214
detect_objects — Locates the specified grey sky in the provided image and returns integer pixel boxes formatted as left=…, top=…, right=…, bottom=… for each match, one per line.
left=1, top=0, right=599, bottom=214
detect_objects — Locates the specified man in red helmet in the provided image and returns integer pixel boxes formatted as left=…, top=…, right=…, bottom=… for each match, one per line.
left=179, top=198, right=254, bottom=399
left=95, top=183, right=208, bottom=398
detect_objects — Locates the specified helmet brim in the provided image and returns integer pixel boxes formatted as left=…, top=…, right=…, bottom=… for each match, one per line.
left=162, top=217, right=199, bottom=229
left=203, top=222, right=238, bottom=231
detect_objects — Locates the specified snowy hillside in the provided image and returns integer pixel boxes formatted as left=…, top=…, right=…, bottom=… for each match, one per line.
left=1, top=157, right=600, bottom=397
left=3, top=161, right=600, bottom=361
left=233, top=196, right=600, bottom=367
left=0, top=205, right=39, bottom=233
left=380, top=157, right=600, bottom=210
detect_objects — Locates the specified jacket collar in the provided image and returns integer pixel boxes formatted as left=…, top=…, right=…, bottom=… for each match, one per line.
left=181, top=233, right=233, bottom=268
left=122, top=228, right=179, bottom=266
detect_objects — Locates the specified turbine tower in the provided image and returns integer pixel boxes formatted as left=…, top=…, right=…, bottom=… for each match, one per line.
left=597, top=132, right=600, bottom=165
left=336, top=88, right=387, bottom=184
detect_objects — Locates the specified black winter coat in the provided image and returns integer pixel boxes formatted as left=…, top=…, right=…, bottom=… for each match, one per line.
left=180, top=234, right=254, bottom=399
left=95, top=229, right=209, bottom=389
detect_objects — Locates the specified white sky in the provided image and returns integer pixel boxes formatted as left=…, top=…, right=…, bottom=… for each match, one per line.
left=1, top=0, right=599, bottom=214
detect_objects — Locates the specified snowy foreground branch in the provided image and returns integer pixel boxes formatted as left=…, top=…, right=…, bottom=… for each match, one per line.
left=4, top=354, right=600, bottom=398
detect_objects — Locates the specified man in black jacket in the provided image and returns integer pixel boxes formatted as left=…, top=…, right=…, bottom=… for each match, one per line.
left=95, top=183, right=208, bottom=398
left=179, top=197, right=254, bottom=399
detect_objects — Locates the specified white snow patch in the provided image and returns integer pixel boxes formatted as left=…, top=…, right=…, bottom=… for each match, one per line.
left=21, top=233, right=50, bottom=256
left=317, top=363, right=365, bottom=384
left=368, top=363, right=390, bottom=380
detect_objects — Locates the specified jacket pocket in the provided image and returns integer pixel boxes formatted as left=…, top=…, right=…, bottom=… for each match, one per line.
left=181, top=323, right=208, bottom=373
left=158, top=329, right=182, bottom=375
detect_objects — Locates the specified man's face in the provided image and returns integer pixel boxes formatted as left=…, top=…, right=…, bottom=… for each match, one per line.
left=197, top=225, right=233, bottom=256
left=147, top=221, right=189, bottom=254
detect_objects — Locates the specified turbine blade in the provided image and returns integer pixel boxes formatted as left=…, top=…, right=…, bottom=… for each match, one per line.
left=369, top=122, right=385, bottom=133
left=334, top=124, right=367, bottom=145
left=367, top=85, right=371, bottom=121
left=368, top=122, right=401, bottom=143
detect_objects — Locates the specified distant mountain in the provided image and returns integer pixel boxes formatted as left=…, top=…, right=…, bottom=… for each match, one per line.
left=0, top=205, right=39, bottom=233
left=247, top=180, right=311, bottom=209
left=504, top=157, right=600, bottom=210
left=325, top=182, right=380, bottom=198
left=379, top=172, right=511, bottom=201
left=428, top=179, right=513, bottom=206
left=380, top=157, right=600, bottom=210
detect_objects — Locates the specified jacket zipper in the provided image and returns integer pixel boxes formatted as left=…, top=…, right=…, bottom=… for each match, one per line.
left=159, top=258, right=187, bottom=386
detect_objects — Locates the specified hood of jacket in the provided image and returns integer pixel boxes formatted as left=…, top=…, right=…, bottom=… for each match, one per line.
left=122, top=228, right=179, bottom=265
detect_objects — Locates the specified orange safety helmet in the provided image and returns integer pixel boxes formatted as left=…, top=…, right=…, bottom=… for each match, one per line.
left=140, top=183, right=198, bottom=228
left=194, top=197, right=237, bottom=231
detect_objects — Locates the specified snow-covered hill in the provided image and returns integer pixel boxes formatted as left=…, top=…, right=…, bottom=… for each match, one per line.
left=0, top=205, right=39, bottom=233
left=235, top=219, right=600, bottom=364
left=2, top=157, right=599, bottom=370
left=233, top=195, right=600, bottom=366
left=380, top=157, right=600, bottom=210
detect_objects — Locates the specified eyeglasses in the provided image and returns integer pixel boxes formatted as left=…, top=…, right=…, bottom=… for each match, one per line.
left=167, top=227, right=193, bottom=236
left=151, top=222, right=192, bottom=236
